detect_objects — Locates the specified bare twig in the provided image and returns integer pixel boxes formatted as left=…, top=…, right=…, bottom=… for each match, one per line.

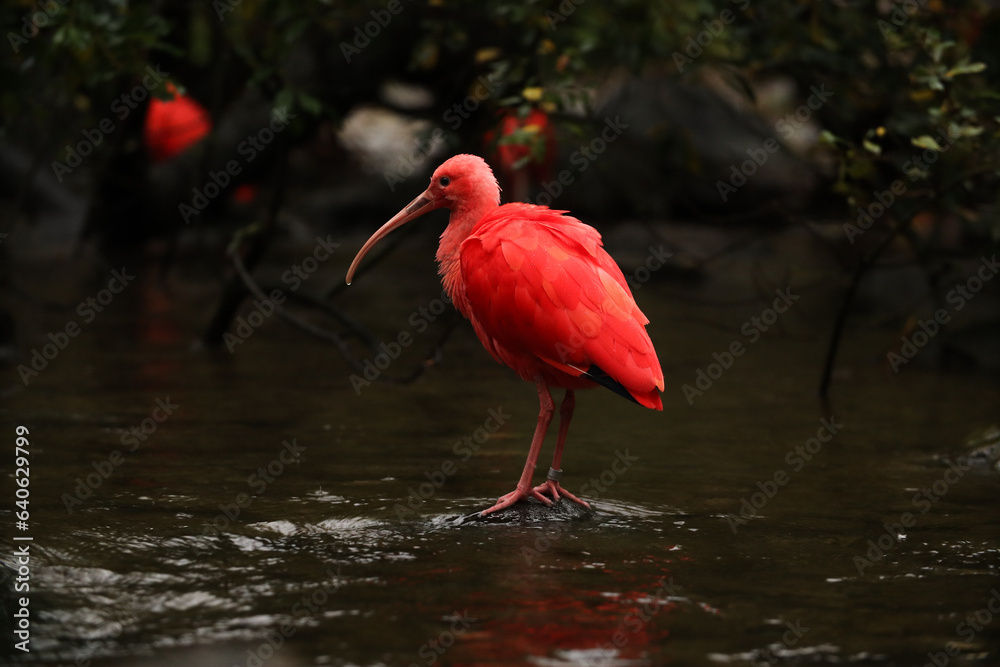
left=228, top=246, right=367, bottom=373
left=255, top=285, right=381, bottom=352
left=202, top=147, right=288, bottom=346
left=818, top=218, right=912, bottom=399
left=323, top=220, right=419, bottom=301
left=228, top=232, right=457, bottom=385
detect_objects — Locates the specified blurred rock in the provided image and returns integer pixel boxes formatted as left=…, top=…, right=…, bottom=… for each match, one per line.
left=554, top=73, right=825, bottom=221
left=957, top=424, right=1000, bottom=472
left=336, top=104, right=445, bottom=178
left=0, top=143, right=87, bottom=257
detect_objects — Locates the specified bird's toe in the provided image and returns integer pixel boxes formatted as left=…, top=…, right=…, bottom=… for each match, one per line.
left=533, top=480, right=590, bottom=509
left=480, top=485, right=554, bottom=516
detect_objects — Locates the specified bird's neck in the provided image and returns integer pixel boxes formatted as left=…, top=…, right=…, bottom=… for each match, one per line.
left=436, top=197, right=497, bottom=318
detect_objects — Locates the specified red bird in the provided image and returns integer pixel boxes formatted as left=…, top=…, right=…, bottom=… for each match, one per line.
left=346, top=154, right=663, bottom=516
left=485, top=108, right=557, bottom=202
left=143, top=82, right=212, bottom=163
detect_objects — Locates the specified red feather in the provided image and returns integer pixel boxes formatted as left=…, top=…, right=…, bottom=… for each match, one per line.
left=461, top=204, right=664, bottom=410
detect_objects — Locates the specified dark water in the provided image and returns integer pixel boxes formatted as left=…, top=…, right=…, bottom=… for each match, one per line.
left=2, top=225, right=999, bottom=666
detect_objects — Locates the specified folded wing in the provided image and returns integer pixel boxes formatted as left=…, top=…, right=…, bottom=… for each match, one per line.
left=461, top=203, right=664, bottom=410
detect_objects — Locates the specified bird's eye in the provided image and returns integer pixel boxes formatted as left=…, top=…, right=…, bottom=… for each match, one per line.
left=439, top=176, right=450, bottom=187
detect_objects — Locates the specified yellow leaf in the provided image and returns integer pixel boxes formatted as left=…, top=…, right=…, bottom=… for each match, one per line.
left=912, top=135, right=944, bottom=151
left=944, top=62, right=987, bottom=78
left=475, top=47, right=501, bottom=63
left=522, top=87, right=543, bottom=102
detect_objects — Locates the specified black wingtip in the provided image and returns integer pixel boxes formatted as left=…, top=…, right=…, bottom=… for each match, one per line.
left=580, top=364, right=640, bottom=405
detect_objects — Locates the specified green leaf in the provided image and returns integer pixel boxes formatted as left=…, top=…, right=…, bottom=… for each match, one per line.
left=912, top=135, right=944, bottom=151
left=931, top=39, right=955, bottom=63
left=945, top=61, right=987, bottom=78
left=274, top=88, right=295, bottom=114
left=947, top=123, right=984, bottom=138
left=862, top=139, right=881, bottom=155
left=818, top=130, right=840, bottom=146
left=297, top=92, right=323, bottom=116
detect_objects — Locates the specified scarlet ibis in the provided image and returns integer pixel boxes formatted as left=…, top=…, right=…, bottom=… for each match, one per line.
left=143, top=83, right=212, bottom=163
left=346, top=154, right=663, bottom=516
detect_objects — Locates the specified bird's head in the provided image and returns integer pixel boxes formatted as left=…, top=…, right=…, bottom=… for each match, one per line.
left=346, top=154, right=501, bottom=284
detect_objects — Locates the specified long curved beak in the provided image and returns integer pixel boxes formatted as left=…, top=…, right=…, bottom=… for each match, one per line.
left=345, top=189, right=442, bottom=285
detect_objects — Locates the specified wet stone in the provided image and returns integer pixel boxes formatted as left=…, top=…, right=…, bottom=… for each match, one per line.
left=457, top=498, right=595, bottom=525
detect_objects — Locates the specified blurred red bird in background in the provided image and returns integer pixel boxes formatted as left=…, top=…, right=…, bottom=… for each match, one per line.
left=347, top=154, right=663, bottom=516
left=485, top=107, right=557, bottom=202
left=142, top=83, right=257, bottom=204
left=143, top=82, right=212, bottom=163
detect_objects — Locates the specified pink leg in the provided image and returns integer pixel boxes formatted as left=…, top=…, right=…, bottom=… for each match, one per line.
left=533, top=390, right=590, bottom=508
left=480, top=379, right=557, bottom=516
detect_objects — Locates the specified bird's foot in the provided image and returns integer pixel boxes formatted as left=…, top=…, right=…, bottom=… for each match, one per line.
left=480, top=485, right=553, bottom=516
left=532, top=479, right=591, bottom=509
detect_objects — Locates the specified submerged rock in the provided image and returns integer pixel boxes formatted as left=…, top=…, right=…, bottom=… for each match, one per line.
left=457, top=498, right=594, bottom=525
left=957, top=424, right=1000, bottom=472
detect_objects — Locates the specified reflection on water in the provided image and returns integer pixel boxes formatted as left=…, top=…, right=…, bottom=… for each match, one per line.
left=2, top=234, right=999, bottom=666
